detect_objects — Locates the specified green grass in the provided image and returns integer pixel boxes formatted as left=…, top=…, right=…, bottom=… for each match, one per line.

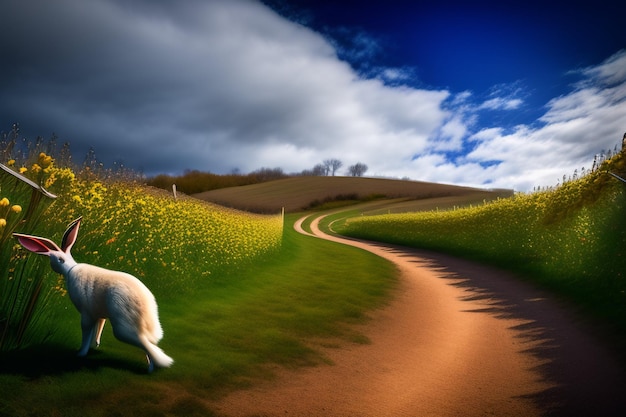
left=0, top=213, right=397, bottom=416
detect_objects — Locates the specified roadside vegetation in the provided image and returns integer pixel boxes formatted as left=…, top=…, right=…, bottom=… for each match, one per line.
left=337, top=146, right=626, bottom=335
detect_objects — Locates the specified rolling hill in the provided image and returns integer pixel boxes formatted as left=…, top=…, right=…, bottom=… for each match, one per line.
left=192, top=176, right=513, bottom=213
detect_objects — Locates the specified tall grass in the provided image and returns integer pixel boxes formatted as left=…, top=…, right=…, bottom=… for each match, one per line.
left=339, top=148, right=626, bottom=330
left=1, top=152, right=65, bottom=350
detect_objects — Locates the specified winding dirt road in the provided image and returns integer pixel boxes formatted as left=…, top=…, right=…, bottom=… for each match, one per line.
left=212, top=214, right=626, bottom=416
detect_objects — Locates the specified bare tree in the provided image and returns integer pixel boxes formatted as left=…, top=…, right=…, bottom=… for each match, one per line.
left=348, top=162, right=368, bottom=177
left=300, top=163, right=326, bottom=176
left=323, top=158, right=343, bottom=176
left=312, top=163, right=326, bottom=176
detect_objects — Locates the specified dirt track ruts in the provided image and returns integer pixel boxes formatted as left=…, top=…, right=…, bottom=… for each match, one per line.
left=211, top=214, right=626, bottom=416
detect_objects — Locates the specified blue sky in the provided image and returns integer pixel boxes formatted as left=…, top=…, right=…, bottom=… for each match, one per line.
left=1, top=0, right=625, bottom=191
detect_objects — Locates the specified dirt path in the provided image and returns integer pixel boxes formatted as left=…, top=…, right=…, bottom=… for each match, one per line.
left=211, top=214, right=626, bottom=416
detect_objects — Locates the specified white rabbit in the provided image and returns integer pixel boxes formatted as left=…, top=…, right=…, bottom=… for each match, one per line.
left=13, top=217, right=173, bottom=372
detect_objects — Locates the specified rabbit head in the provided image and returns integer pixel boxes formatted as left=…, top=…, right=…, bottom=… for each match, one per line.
left=13, top=217, right=82, bottom=275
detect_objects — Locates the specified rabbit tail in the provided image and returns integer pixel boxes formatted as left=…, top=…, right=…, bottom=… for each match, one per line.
left=146, top=302, right=164, bottom=343
left=141, top=334, right=174, bottom=369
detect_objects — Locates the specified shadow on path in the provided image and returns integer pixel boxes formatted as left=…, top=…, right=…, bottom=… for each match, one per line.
left=382, top=244, right=626, bottom=416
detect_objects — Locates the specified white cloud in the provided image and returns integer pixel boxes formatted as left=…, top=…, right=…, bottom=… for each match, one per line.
left=428, top=116, right=467, bottom=152
left=375, top=67, right=416, bottom=84
left=461, top=49, right=626, bottom=190
left=578, top=49, right=626, bottom=87
left=479, top=97, right=524, bottom=111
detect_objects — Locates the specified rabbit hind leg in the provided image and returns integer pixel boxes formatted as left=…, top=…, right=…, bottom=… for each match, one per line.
left=94, top=318, right=106, bottom=347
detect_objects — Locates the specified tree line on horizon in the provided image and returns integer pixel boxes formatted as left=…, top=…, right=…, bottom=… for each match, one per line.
left=147, top=158, right=369, bottom=195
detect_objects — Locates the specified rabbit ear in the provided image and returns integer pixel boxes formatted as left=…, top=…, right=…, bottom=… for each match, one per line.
left=62, top=217, right=82, bottom=253
left=13, top=233, right=62, bottom=255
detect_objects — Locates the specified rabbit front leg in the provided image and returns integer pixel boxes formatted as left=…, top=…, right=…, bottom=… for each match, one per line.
left=77, top=314, right=98, bottom=357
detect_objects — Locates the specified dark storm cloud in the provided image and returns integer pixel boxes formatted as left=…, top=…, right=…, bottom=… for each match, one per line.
left=1, top=1, right=305, bottom=169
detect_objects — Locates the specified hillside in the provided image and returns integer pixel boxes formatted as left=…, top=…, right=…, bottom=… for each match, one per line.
left=192, top=176, right=513, bottom=213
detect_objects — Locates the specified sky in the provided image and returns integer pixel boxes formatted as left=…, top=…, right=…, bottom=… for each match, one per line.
left=1, top=0, right=625, bottom=191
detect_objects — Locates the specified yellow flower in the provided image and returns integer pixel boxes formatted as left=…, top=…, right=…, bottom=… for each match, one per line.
left=0, top=197, right=9, bottom=207
left=31, top=163, right=42, bottom=174
left=7, top=159, right=15, bottom=167
left=11, top=205, right=22, bottom=213
left=19, top=167, right=27, bottom=174
left=0, top=218, right=6, bottom=228
left=38, top=152, right=53, bottom=168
